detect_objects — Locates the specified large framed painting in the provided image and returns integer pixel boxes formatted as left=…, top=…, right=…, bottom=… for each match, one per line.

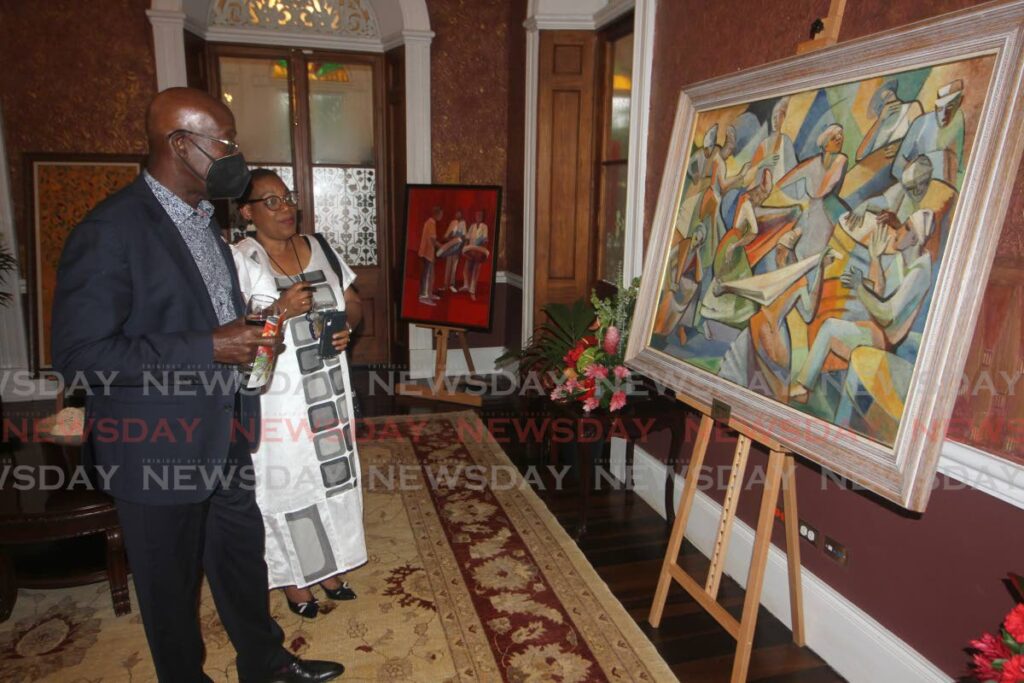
left=626, top=2, right=1024, bottom=511
left=26, top=154, right=143, bottom=371
left=399, top=184, right=502, bottom=331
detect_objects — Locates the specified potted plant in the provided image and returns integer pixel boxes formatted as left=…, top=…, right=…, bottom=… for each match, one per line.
left=499, top=296, right=597, bottom=393
left=501, top=273, right=641, bottom=413
left=549, top=275, right=640, bottom=414
left=0, top=238, right=15, bottom=309
left=0, top=238, right=17, bottom=441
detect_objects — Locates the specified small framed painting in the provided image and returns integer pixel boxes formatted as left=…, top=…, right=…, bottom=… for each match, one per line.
left=399, top=184, right=502, bottom=332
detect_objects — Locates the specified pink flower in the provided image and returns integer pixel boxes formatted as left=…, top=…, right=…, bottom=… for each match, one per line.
left=609, top=391, right=627, bottom=412
left=602, top=326, right=621, bottom=355
left=613, top=365, right=630, bottom=380
left=582, top=397, right=600, bottom=413
left=585, top=364, right=609, bottom=380
left=550, top=385, right=566, bottom=401
left=564, top=378, right=579, bottom=392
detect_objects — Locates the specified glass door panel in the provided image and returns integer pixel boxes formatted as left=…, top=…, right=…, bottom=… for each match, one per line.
left=308, top=62, right=375, bottom=165
left=307, top=60, right=378, bottom=266
left=218, top=57, right=293, bottom=165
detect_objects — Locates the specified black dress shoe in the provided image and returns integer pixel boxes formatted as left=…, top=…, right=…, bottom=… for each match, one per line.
left=321, top=580, right=356, bottom=601
left=286, top=596, right=320, bottom=619
left=267, top=658, right=344, bottom=682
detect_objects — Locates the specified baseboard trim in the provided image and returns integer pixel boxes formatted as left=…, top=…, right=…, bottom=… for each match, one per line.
left=612, top=442, right=951, bottom=683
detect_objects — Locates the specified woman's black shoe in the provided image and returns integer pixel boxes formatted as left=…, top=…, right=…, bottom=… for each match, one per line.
left=321, top=581, right=356, bottom=601
left=286, top=596, right=320, bottom=619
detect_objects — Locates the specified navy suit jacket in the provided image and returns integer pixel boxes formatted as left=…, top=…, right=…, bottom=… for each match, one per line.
left=52, top=176, right=260, bottom=504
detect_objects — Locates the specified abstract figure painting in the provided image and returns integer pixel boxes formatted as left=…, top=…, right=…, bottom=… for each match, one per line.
left=399, top=184, right=502, bottom=331
left=27, top=154, right=143, bottom=370
left=627, top=2, right=1024, bottom=510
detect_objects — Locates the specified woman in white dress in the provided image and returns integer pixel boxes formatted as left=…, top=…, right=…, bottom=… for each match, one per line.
left=232, top=169, right=368, bottom=619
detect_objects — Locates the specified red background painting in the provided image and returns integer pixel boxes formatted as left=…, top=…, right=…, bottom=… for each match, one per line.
left=400, top=185, right=501, bottom=331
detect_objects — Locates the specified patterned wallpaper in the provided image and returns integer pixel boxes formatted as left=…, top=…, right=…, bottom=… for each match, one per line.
left=0, top=0, right=156, bottom=268
left=426, top=0, right=515, bottom=271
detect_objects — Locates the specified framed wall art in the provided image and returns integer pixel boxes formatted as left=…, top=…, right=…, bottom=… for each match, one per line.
left=26, top=153, right=143, bottom=371
left=626, top=1, right=1024, bottom=511
left=399, top=184, right=502, bottom=332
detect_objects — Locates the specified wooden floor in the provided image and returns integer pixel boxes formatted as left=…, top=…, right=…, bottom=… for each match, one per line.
left=357, top=374, right=846, bottom=683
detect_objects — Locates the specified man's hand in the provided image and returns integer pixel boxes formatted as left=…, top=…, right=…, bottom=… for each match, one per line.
left=840, top=268, right=864, bottom=292
left=868, top=225, right=891, bottom=259
left=213, top=318, right=285, bottom=365
left=877, top=210, right=900, bottom=230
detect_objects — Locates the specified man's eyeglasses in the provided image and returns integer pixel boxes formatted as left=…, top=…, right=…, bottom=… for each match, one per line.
left=242, top=191, right=299, bottom=211
left=167, top=129, right=240, bottom=157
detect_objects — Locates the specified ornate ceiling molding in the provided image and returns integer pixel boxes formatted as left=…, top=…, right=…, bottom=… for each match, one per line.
left=209, top=0, right=380, bottom=39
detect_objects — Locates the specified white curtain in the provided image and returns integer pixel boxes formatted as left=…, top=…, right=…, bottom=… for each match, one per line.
left=0, top=107, right=30, bottom=373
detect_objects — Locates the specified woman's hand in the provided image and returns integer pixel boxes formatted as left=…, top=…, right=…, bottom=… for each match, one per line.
left=277, top=282, right=313, bottom=319
left=331, top=326, right=352, bottom=353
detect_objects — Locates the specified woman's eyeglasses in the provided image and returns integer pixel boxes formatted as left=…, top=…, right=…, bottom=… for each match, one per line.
left=243, top=191, right=299, bottom=211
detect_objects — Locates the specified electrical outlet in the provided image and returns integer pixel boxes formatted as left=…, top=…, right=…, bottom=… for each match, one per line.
left=823, top=536, right=849, bottom=565
left=798, top=519, right=819, bottom=547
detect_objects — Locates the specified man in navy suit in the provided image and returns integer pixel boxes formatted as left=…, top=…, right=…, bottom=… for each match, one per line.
left=52, top=88, right=343, bottom=683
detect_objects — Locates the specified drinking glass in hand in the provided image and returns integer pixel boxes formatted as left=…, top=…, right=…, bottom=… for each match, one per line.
left=246, top=294, right=280, bottom=326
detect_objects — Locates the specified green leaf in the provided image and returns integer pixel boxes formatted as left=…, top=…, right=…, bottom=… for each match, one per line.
left=1004, top=629, right=1024, bottom=654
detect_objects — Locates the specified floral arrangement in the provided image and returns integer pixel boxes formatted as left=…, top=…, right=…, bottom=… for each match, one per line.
left=968, top=575, right=1024, bottom=683
left=549, top=275, right=641, bottom=413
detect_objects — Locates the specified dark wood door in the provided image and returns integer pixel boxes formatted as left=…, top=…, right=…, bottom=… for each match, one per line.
left=534, top=31, right=599, bottom=326
left=207, top=45, right=392, bottom=365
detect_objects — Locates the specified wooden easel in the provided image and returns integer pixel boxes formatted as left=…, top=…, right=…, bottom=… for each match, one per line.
left=647, top=396, right=804, bottom=683
left=650, top=15, right=848, bottom=679
left=796, top=0, right=847, bottom=54
left=397, top=324, right=483, bottom=406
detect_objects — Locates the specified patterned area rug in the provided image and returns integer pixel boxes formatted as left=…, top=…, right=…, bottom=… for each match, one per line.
left=0, top=412, right=676, bottom=682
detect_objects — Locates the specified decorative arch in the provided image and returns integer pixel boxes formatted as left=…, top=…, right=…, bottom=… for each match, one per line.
left=148, top=0, right=432, bottom=182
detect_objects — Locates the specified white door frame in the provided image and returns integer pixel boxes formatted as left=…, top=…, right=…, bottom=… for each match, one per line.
left=520, top=0, right=656, bottom=345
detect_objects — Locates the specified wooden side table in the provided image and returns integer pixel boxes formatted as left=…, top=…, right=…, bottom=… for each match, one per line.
left=0, top=405, right=130, bottom=621
left=547, top=395, right=688, bottom=539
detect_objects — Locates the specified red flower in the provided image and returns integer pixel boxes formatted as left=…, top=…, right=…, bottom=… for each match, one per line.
left=971, top=632, right=1013, bottom=681
left=563, top=336, right=596, bottom=366
left=1000, top=654, right=1024, bottom=683
left=973, top=653, right=1003, bottom=683
left=1006, top=604, right=1024, bottom=643
left=973, top=632, right=1012, bottom=660
left=577, top=377, right=596, bottom=402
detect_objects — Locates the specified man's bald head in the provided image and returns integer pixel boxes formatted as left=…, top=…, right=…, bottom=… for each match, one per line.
left=144, top=88, right=241, bottom=205
left=146, top=87, right=235, bottom=150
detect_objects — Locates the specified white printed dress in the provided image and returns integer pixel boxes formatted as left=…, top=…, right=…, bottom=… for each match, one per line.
left=233, top=235, right=367, bottom=589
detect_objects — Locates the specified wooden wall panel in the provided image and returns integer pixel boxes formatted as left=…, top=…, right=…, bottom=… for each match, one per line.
left=534, top=31, right=597, bottom=326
